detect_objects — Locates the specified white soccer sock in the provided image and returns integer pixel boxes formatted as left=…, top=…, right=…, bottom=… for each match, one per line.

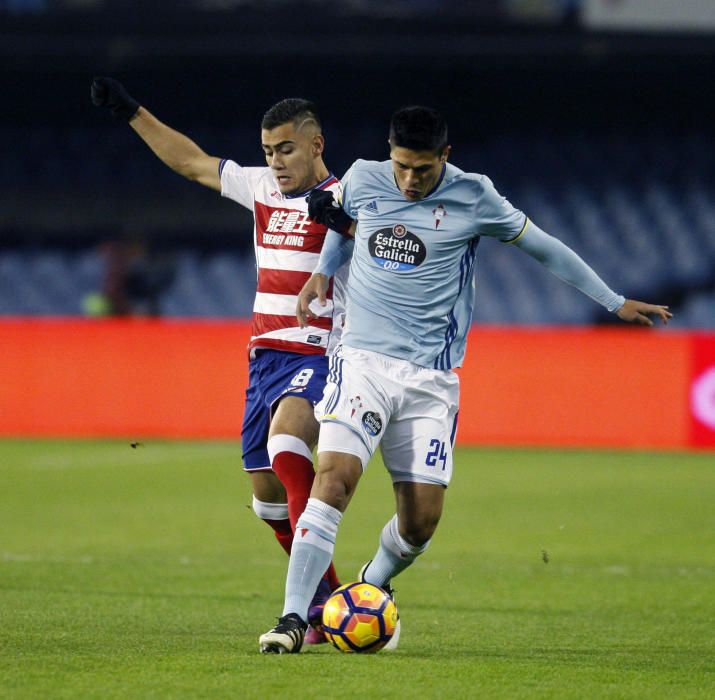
left=282, top=498, right=342, bottom=622
left=362, top=514, right=430, bottom=587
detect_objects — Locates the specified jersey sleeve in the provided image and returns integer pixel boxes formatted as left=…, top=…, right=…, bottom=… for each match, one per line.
left=314, top=228, right=355, bottom=277
left=219, top=159, right=269, bottom=210
left=339, top=162, right=359, bottom=218
left=475, top=175, right=528, bottom=242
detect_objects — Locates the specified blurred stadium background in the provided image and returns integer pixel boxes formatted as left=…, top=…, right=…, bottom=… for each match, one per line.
left=1, top=0, right=714, bottom=447
left=3, top=7, right=714, bottom=695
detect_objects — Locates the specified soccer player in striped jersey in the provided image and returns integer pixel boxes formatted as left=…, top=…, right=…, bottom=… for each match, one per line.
left=91, top=78, right=346, bottom=643
left=258, top=105, right=672, bottom=653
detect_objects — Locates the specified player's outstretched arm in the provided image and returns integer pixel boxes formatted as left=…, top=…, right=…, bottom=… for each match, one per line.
left=91, top=77, right=221, bottom=191
left=296, top=273, right=330, bottom=328
left=512, top=222, right=672, bottom=326
left=616, top=299, right=672, bottom=327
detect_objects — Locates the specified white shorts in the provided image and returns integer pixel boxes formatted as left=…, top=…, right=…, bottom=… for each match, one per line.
left=315, top=345, right=460, bottom=486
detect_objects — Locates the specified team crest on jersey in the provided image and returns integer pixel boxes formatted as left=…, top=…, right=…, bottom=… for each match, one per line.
left=362, top=411, right=383, bottom=436
left=432, top=204, right=447, bottom=229
left=368, top=224, right=427, bottom=272
left=350, top=395, right=363, bottom=418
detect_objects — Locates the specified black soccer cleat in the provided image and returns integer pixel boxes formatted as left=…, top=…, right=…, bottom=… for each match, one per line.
left=259, top=613, right=308, bottom=654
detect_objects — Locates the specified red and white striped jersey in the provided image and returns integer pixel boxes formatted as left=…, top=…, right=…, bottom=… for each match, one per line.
left=220, top=159, right=347, bottom=357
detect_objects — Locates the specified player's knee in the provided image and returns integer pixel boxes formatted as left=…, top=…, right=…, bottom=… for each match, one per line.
left=312, top=458, right=361, bottom=512
left=312, top=470, right=352, bottom=511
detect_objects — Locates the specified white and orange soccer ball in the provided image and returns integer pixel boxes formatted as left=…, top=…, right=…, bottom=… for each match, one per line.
left=322, top=582, right=398, bottom=653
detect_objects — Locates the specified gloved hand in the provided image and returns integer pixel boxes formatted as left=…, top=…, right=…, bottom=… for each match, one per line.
left=91, top=77, right=140, bottom=121
left=306, top=189, right=354, bottom=235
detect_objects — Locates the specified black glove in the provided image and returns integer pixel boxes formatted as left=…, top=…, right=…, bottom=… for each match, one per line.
left=91, top=77, right=140, bottom=121
left=306, top=189, right=354, bottom=235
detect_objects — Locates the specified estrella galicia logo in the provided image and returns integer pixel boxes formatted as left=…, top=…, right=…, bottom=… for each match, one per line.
left=368, top=224, right=427, bottom=272
left=362, top=411, right=383, bottom=436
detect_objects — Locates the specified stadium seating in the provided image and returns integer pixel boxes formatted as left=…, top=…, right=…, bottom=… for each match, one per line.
left=1, top=126, right=713, bottom=326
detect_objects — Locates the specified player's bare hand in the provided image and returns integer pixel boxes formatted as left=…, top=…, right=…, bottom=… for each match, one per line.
left=616, top=299, right=672, bottom=327
left=296, top=273, right=329, bottom=328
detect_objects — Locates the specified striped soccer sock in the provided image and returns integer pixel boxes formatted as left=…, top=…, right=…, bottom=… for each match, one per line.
left=251, top=496, right=292, bottom=556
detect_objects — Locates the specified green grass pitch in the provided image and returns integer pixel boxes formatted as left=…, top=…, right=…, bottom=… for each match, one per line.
left=1, top=440, right=713, bottom=699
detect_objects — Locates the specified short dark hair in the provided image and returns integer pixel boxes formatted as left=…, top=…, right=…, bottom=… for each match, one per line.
left=261, top=98, right=322, bottom=131
left=389, top=106, right=448, bottom=154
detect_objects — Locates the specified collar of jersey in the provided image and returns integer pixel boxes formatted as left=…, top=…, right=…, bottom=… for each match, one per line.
left=283, top=173, right=338, bottom=199
left=392, top=163, right=447, bottom=200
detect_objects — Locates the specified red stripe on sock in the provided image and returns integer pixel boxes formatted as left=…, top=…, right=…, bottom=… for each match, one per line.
left=263, top=518, right=293, bottom=556
left=272, top=449, right=341, bottom=590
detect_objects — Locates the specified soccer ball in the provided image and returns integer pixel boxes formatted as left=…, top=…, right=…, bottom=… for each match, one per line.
left=322, top=582, right=398, bottom=653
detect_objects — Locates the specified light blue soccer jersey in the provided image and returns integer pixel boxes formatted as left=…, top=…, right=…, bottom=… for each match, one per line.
left=340, top=159, right=527, bottom=369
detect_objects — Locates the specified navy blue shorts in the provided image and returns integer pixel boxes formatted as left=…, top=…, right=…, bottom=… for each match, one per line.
left=242, top=350, right=329, bottom=470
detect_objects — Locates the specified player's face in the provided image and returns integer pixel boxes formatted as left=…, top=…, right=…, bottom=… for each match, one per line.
left=390, top=145, right=450, bottom=201
left=261, top=122, right=324, bottom=195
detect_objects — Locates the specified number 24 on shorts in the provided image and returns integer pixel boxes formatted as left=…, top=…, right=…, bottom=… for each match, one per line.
left=425, top=439, right=447, bottom=470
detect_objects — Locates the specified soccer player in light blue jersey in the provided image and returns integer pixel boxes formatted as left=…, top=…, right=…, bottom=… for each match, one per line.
left=258, top=106, right=671, bottom=653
